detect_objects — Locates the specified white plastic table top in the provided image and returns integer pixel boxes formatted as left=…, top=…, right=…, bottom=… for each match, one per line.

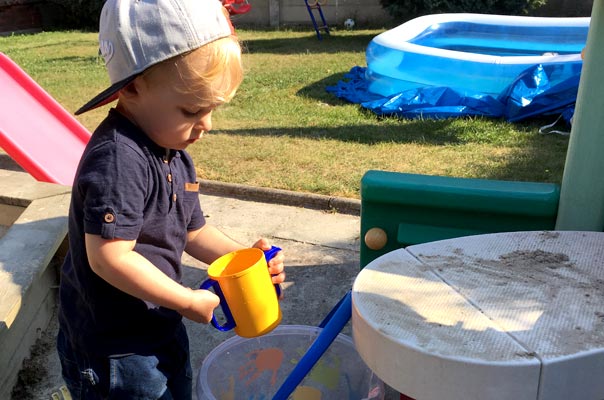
left=352, top=231, right=604, bottom=400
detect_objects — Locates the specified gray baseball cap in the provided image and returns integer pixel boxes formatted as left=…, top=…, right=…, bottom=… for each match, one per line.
left=75, top=0, right=235, bottom=115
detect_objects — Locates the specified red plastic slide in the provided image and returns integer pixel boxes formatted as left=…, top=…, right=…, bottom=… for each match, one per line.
left=0, top=52, right=91, bottom=186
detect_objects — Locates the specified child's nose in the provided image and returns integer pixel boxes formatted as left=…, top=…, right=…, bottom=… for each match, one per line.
left=197, top=111, right=213, bottom=132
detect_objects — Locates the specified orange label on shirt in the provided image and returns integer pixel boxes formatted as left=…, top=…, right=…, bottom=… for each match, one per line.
left=185, top=182, right=199, bottom=192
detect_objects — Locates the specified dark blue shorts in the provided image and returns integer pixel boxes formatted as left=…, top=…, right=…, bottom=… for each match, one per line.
left=57, top=323, right=192, bottom=400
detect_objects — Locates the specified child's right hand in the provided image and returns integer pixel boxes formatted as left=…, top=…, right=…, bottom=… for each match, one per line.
left=177, top=289, right=220, bottom=323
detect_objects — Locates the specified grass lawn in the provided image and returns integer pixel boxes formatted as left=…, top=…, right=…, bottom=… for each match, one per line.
left=0, top=29, right=569, bottom=199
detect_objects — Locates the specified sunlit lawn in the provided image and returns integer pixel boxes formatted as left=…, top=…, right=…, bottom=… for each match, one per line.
left=0, top=29, right=569, bottom=198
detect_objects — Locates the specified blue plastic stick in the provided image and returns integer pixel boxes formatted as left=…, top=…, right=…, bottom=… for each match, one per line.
left=318, top=289, right=349, bottom=328
left=272, top=290, right=352, bottom=400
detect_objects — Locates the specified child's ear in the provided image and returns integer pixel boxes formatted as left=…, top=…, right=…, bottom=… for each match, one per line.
left=118, top=77, right=148, bottom=110
left=120, top=79, right=141, bottom=99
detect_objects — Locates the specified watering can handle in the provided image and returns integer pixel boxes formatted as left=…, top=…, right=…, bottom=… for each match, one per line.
left=199, top=246, right=282, bottom=331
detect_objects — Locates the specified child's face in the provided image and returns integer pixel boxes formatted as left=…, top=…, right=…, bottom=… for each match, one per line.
left=125, top=71, right=218, bottom=151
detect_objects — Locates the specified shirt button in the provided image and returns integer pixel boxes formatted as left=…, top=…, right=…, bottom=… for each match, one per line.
left=167, top=173, right=172, bottom=182
left=104, top=213, right=115, bottom=223
left=172, top=194, right=177, bottom=202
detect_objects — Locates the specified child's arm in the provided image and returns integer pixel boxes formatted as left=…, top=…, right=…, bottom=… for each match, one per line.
left=184, top=224, right=245, bottom=264
left=85, top=233, right=220, bottom=323
left=185, top=225, right=286, bottom=285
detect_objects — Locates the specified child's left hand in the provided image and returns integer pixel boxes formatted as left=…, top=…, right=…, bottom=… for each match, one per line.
left=252, top=238, right=285, bottom=285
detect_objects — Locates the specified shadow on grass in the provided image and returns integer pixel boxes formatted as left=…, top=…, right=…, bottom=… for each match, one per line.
left=47, top=55, right=100, bottom=65
left=220, top=122, right=462, bottom=145
left=219, top=119, right=568, bottom=184
left=8, top=38, right=98, bottom=52
left=293, top=70, right=569, bottom=184
left=297, top=72, right=357, bottom=105
left=242, top=33, right=376, bottom=55
left=220, top=118, right=561, bottom=144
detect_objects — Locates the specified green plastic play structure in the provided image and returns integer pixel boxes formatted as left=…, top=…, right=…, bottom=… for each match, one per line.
left=360, top=170, right=561, bottom=267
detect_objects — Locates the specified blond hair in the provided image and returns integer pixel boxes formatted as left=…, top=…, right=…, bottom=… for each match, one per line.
left=142, top=35, right=243, bottom=106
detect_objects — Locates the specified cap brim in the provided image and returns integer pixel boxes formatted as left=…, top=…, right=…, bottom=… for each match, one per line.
left=75, top=75, right=138, bottom=115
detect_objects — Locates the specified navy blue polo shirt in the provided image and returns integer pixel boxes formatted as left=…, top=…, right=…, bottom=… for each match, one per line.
left=59, top=109, right=205, bottom=356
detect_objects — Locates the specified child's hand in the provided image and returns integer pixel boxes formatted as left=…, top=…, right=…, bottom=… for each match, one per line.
left=178, top=288, right=220, bottom=323
left=252, top=238, right=285, bottom=285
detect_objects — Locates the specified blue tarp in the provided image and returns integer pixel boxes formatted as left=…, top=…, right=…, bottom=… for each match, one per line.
left=326, top=64, right=580, bottom=125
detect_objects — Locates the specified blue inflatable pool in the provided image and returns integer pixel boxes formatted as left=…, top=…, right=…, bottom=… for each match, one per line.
left=327, top=14, right=589, bottom=122
left=366, top=13, right=589, bottom=97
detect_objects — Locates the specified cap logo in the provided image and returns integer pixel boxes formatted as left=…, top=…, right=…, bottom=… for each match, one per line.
left=99, top=40, right=114, bottom=64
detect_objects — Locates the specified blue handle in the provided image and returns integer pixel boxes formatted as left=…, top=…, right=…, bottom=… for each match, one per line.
left=264, top=245, right=281, bottom=261
left=265, top=246, right=282, bottom=298
left=199, top=278, right=236, bottom=331
left=200, top=246, right=282, bottom=332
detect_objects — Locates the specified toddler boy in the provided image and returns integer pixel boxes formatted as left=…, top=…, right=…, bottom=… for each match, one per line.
left=57, top=1, right=285, bottom=398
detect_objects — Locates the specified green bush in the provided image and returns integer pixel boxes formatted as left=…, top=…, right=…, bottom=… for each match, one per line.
left=380, top=0, right=548, bottom=21
left=47, top=0, right=104, bottom=30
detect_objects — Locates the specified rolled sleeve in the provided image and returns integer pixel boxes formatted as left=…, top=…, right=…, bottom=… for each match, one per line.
left=79, top=142, right=147, bottom=240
